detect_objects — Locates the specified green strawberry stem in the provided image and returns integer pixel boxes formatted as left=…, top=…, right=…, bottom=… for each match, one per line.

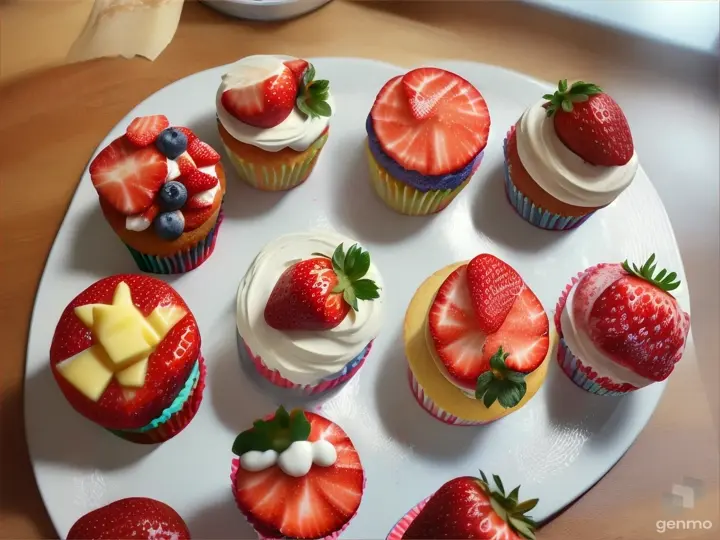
left=478, top=470, right=539, bottom=540
left=543, top=79, right=603, bottom=117
left=475, top=347, right=527, bottom=409
left=313, top=243, right=380, bottom=311
left=296, top=63, right=332, bottom=119
left=621, top=253, right=681, bottom=293
left=231, top=406, right=311, bottom=456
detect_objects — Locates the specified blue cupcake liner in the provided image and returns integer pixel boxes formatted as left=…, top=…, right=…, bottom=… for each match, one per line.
left=557, top=338, right=631, bottom=396
left=502, top=135, right=595, bottom=231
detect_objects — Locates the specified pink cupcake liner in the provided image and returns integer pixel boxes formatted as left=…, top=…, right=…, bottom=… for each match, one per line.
left=407, top=368, right=489, bottom=426
left=555, top=266, right=638, bottom=396
left=386, top=497, right=430, bottom=540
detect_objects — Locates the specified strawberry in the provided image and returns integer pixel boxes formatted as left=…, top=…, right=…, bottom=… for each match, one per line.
left=232, top=408, right=364, bottom=539
left=402, top=473, right=538, bottom=539
left=89, top=136, right=168, bottom=215
left=467, top=254, right=523, bottom=334
left=544, top=80, right=634, bottom=166
left=187, top=138, right=221, bottom=167
left=180, top=168, right=218, bottom=195
left=125, top=115, right=169, bottom=147
left=370, top=68, right=490, bottom=175
left=137, top=202, right=160, bottom=223
left=67, top=497, right=190, bottom=540
left=574, top=254, right=690, bottom=381
left=176, top=126, right=198, bottom=143
left=264, top=243, right=380, bottom=331
left=184, top=192, right=214, bottom=210
left=284, top=58, right=309, bottom=85
left=176, top=152, right=197, bottom=176
left=429, top=257, right=549, bottom=407
left=182, top=205, right=216, bottom=232
left=50, top=275, right=199, bottom=430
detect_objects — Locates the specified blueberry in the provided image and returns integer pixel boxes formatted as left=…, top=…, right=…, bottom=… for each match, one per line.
left=154, top=211, right=185, bottom=240
left=155, top=127, right=187, bottom=159
left=158, top=180, right=188, bottom=211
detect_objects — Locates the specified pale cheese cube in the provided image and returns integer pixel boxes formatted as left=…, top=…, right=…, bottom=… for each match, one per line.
left=115, top=357, right=149, bottom=387
left=56, top=345, right=114, bottom=402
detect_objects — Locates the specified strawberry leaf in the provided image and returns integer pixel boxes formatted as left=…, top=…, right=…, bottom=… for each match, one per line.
left=508, top=486, right=521, bottom=504
left=353, top=279, right=380, bottom=300
left=296, top=97, right=315, bottom=118
left=544, top=79, right=604, bottom=116
left=493, top=474, right=506, bottom=496
left=515, top=498, right=539, bottom=513
left=289, top=409, right=311, bottom=442
left=232, top=406, right=311, bottom=456
left=275, top=405, right=290, bottom=428
left=331, top=243, right=346, bottom=273
left=482, top=385, right=500, bottom=408
left=347, top=250, right=370, bottom=280
left=311, top=100, right=332, bottom=117
left=343, top=288, right=358, bottom=311
left=622, top=254, right=682, bottom=294
left=476, top=348, right=527, bottom=409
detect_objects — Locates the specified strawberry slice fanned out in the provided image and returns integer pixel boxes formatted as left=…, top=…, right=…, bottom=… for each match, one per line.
left=90, top=136, right=168, bottom=215
left=126, top=115, right=169, bottom=147
left=371, top=68, right=490, bottom=176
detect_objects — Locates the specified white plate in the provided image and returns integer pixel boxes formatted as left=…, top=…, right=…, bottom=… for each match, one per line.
left=25, top=58, right=691, bottom=538
left=200, top=0, right=333, bottom=21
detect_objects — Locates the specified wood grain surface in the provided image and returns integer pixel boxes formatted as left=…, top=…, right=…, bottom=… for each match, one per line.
left=1, top=1, right=718, bottom=539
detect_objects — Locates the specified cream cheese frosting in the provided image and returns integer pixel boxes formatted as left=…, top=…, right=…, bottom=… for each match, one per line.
left=236, top=231, right=383, bottom=385
left=516, top=98, right=639, bottom=208
left=216, top=55, right=334, bottom=153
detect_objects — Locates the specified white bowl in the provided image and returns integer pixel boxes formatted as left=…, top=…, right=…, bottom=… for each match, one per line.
left=201, top=0, right=333, bottom=21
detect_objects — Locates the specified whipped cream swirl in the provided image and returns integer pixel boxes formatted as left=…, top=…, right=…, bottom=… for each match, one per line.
left=516, top=99, right=638, bottom=207
left=236, top=231, right=383, bottom=385
left=216, top=55, right=333, bottom=153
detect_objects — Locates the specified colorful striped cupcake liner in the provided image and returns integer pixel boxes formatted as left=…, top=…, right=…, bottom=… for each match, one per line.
left=407, top=368, right=488, bottom=426
left=503, top=127, right=595, bottom=231
left=366, top=144, right=470, bottom=216
left=554, top=265, right=637, bottom=396
left=108, top=355, right=207, bottom=444
left=386, top=497, right=430, bottom=540
left=223, top=133, right=328, bottom=192
left=125, top=211, right=224, bottom=274
left=241, top=337, right=371, bottom=395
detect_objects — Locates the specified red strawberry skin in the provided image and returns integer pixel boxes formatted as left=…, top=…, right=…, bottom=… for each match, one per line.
left=67, top=497, right=190, bottom=540
left=180, top=168, right=218, bottom=195
left=126, top=115, right=169, bottom=147
left=264, top=257, right=349, bottom=331
left=554, top=93, right=634, bottom=166
left=182, top=205, right=217, bottom=232
left=234, top=412, right=364, bottom=539
left=284, top=58, right=309, bottom=85
left=467, top=254, right=523, bottom=334
left=50, top=275, right=200, bottom=430
left=187, top=138, right=221, bottom=167
left=403, top=477, right=518, bottom=539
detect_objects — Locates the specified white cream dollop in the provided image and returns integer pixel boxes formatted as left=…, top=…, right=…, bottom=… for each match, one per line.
left=216, top=55, right=333, bottom=153
left=516, top=98, right=638, bottom=208
left=236, top=231, right=383, bottom=385
left=239, top=440, right=338, bottom=477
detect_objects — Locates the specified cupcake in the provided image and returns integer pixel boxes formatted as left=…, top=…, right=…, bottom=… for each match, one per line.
left=68, top=497, right=190, bottom=539
left=90, top=115, right=226, bottom=273
left=388, top=472, right=538, bottom=540
left=50, top=274, right=205, bottom=443
left=216, top=55, right=332, bottom=191
left=556, top=254, right=691, bottom=396
left=404, top=254, right=556, bottom=425
left=230, top=406, right=364, bottom=539
left=237, top=231, right=382, bottom=394
left=504, top=80, right=638, bottom=230
left=366, top=67, right=489, bottom=215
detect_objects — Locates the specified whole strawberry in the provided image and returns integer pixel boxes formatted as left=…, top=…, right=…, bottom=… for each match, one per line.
left=403, top=472, right=538, bottom=539
left=67, top=497, right=190, bottom=539
left=544, top=79, right=634, bottom=166
left=264, top=243, right=380, bottom=331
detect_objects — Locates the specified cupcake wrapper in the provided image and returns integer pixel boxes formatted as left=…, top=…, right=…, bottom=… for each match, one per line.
left=223, top=133, right=328, bottom=192
left=243, top=339, right=371, bottom=395
left=367, top=145, right=472, bottom=216
left=407, top=368, right=489, bottom=426
left=109, top=356, right=207, bottom=444
left=554, top=265, right=638, bottom=396
left=230, top=458, right=355, bottom=540
left=503, top=129, right=594, bottom=231
left=126, top=211, right=224, bottom=274
left=386, top=497, right=430, bottom=540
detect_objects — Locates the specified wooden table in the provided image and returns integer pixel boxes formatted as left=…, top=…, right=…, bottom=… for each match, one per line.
left=1, top=1, right=718, bottom=539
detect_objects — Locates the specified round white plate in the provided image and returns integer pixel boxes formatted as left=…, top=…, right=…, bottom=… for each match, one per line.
left=25, top=58, right=691, bottom=538
left=200, top=0, right=333, bottom=21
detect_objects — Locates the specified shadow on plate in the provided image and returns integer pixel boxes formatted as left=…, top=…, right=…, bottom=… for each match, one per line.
left=24, top=365, right=157, bottom=468
left=185, top=491, right=257, bottom=540
left=374, top=334, right=487, bottom=461
left=332, top=139, right=434, bottom=244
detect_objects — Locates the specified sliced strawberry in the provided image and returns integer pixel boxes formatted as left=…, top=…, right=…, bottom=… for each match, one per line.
left=176, top=152, right=197, bottom=176
left=182, top=205, right=216, bottom=231
left=467, top=254, right=523, bottom=334
left=138, top=202, right=160, bottom=223
left=126, top=115, right=169, bottom=147
left=89, top=136, right=168, bottom=215
left=176, top=126, right=198, bottom=143
left=283, top=58, right=309, bottom=85
left=234, top=413, right=363, bottom=539
left=371, top=69, right=490, bottom=175
left=187, top=138, right=220, bottom=167
left=184, top=192, right=214, bottom=210
left=180, top=168, right=218, bottom=195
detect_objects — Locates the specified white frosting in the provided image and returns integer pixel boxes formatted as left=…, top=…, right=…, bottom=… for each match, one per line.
left=236, top=231, right=383, bottom=385
left=561, top=281, right=652, bottom=388
left=125, top=215, right=152, bottom=232
left=516, top=98, right=639, bottom=208
left=166, top=157, right=181, bottom=182
left=216, top=55, right=333, bottom=153
left=239, top=440, right=338, bottom=477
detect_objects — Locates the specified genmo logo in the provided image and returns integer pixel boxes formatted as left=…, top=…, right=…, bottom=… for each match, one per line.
left=656, top=520, right=713, bottom=534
